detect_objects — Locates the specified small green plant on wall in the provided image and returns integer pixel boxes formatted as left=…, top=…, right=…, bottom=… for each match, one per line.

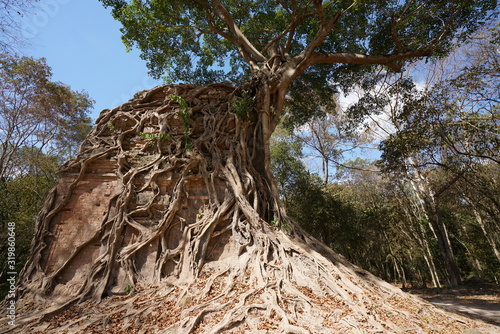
left=139, top=132, right=173, bottom=140
left=139, top=132, right=173, bottom=148
left=169, top=94, right=192, bottom=150
left=230, top=89, right=255, bottom=120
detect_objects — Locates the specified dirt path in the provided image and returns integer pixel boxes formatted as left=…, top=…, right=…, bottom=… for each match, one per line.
left=407, top=282, right=500, bottom=331
left=425, top=296, right=500, bottom=325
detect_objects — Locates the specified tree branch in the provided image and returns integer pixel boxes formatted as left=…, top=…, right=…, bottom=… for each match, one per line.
left=210, top=0, right=266, bottom=64
left=193, top=0, right=261, bottom=69
left=281, top=2, right=353, bottom=84
left=308, top=49, right=431, bottom=71
left=300, top=9, right=343, bottom=60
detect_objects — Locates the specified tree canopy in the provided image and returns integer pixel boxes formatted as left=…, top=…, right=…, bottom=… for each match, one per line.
left=0, top=53, right=94, bottom=300
left=100, top=0, right=496, bottom=126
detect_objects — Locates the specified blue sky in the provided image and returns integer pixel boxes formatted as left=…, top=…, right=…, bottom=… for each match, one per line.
left=19, top=0, right=162, bottom=121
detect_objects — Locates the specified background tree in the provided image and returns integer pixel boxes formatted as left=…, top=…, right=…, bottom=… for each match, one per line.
left=0, top=54, right=93, bottom=299
left=296, top=112, right=349, bottom=185
left=270, top=126, right=312, bottom=204
left=273, top=22, right=500, bottom=288
left=373, top=24, right=500, bottom=286
left=0, top=54, right=94, bottom=180
left=0, top=153, right=59, bottom=300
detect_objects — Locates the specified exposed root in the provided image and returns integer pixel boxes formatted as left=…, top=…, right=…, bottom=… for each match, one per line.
left=1, top=84, right=498, bottom=333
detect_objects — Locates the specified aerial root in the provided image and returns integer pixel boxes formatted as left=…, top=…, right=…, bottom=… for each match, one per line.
left=8, top=84, right=494, bottom=334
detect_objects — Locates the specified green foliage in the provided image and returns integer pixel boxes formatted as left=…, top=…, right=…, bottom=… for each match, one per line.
left=270, top=127, right=312, bottom=202
left=280, top=160, right=397, bottom=278
left=169, top=94, right=192, bottom=150
left=139, top=132, right=173, bottom=149
left=230, top=89, right=255, bottom=120
left=139, top=132, right=173, bottom=141
left=378, top=25, right=500, bottom=173
left=0, top=53, right=94, bottom=177
left=0, top=170, right=58, bottom=299
left=0, top=54, right=94, bottom=299
left=99, top=0, right=496, bottom=128
left=169, top=94, right=189, bottom=127
left=272, top=139, right=499, bottom=285
left=282, top=67, right=339, bottom=129
left=374, top=28, right=500, bottom=285
left=100, top=0, right=495, bottom=80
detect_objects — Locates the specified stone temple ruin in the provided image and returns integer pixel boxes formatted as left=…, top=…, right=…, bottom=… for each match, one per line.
left=6, top=84, right=495, bottom=333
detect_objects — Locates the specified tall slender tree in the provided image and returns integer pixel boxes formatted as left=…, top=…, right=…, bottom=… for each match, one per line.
left=0, top=54, right=94, bottom=180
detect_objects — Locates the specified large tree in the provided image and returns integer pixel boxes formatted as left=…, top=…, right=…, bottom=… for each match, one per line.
left=11, top=1, right=499, bottom=333
left=0, top=54, right=94, bottom=180
left=99, top=0, right=495, bottom=223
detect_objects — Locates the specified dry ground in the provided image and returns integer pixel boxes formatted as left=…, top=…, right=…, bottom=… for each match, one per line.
left=2, top=281, right=500, bottom=333
left=405, top=281, right=500, bottom=329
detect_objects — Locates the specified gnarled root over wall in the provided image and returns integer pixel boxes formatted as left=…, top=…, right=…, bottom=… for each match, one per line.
left=2, top=84, right=495, bottom=333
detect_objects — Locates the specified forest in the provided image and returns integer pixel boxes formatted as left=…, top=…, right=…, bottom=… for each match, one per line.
left=0, top=0, right=499, bottom=332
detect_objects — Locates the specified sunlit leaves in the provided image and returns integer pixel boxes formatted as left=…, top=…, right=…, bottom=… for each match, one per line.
left=99, top=0, right=497, bottom=130
left=379, top=25, right=500, bottom=173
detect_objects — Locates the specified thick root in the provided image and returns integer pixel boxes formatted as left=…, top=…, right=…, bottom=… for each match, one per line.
left=2, top=84, right=497, bottom=334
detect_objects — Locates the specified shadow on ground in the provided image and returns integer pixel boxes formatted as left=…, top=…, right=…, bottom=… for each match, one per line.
left=405, top=280, right=500, bottom=327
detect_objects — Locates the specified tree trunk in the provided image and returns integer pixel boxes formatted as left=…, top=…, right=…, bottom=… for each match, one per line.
left=407, top=162, right=462, bottom=287
left=7, top=84, right=487, bottom=333
left=423, top=197, right=462, bottom=287
left=395, top=183, right=441, bottom=287
left=420, top=227, right=442, bottom=288
left=468, top=197, right=500, bottom=263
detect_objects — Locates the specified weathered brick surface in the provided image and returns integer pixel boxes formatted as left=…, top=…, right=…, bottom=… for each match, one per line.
left=44, top=158, right=118, bottom=285
left=32, top=84, right=238, bottom=297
